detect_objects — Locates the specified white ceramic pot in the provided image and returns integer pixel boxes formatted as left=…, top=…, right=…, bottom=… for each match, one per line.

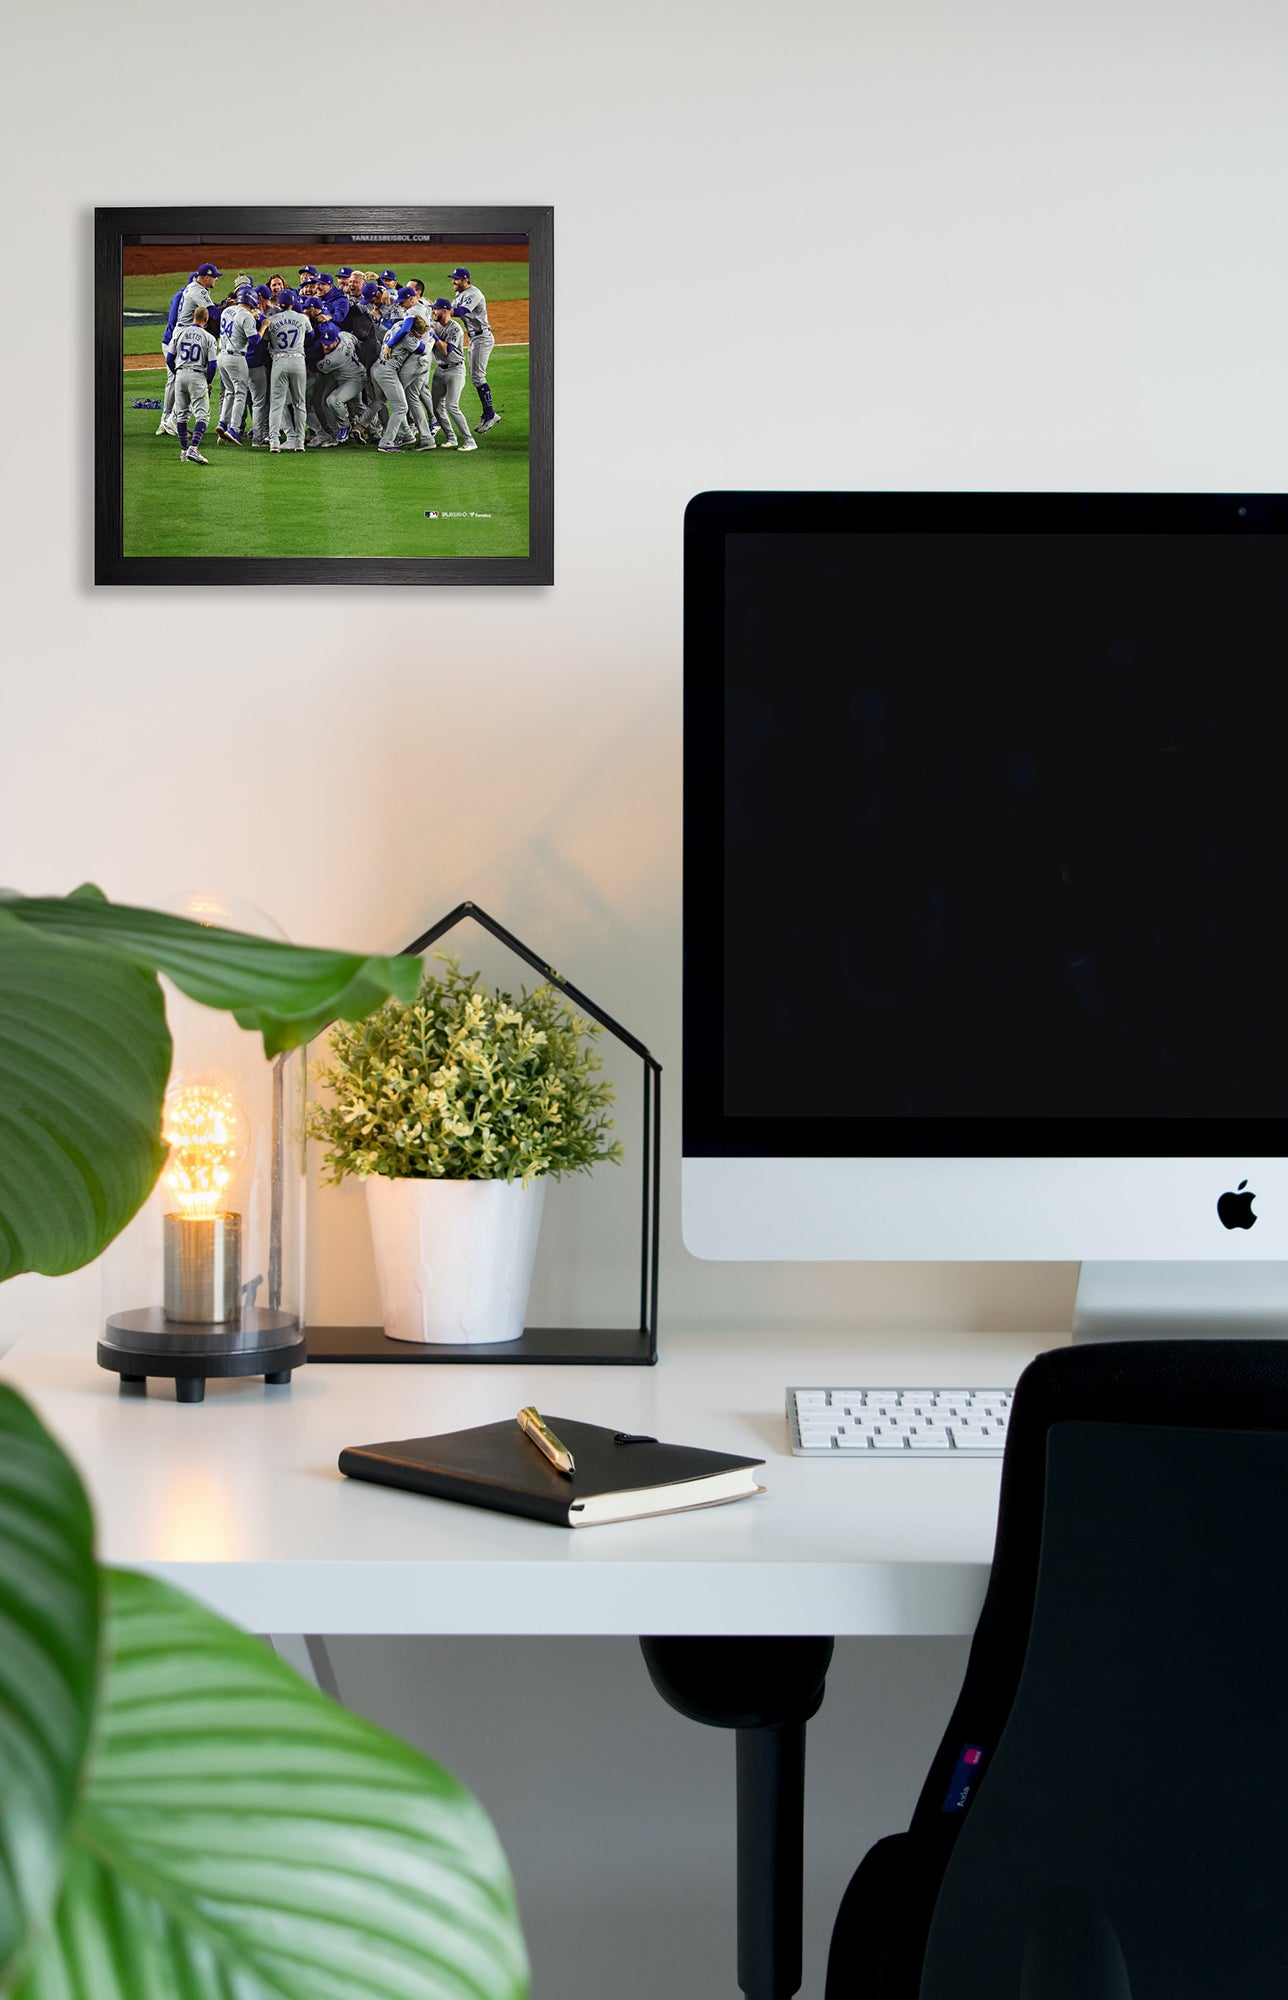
left=364, top=1176, right=547, bottom=1345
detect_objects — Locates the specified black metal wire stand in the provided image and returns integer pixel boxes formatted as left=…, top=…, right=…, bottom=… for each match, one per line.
left=305, top=902, right=662, bottom=1366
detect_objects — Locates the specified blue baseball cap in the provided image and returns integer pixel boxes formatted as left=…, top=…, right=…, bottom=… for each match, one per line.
left=379, top=268, right=397, bottom=284
left=318, top=271, right=333, bottom=286
left=280, top=288, right=299, bottom=310
left=235, top=286, right=255, bottom=304
left=336, top=265, right=354, bottom=279
left=298, top=264, right=320, bottom=279
left=360, top=281, right=380, bottom=300
left=318, top=327, right=340, bottom=347
left=196, top=263, right=220, bottom=278
left=255, top=284, right=272, bottom=298
left=396, top=285, right=418, bottom=301
left=430, top=297, right=452, bottom=311
left=449, top=266, right=470, bottom=281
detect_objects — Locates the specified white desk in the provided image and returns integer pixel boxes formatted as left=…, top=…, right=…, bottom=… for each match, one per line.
left=0, top=1321, right=1044, bottom=1640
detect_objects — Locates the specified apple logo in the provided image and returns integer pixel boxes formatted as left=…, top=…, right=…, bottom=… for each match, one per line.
left=1217, top=1180, right=1257, bottom=1231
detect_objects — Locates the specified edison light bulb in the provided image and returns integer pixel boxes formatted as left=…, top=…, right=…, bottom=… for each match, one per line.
left=163, top=1085, right=242, bottom=1214
left=161, top=1082, right=247, bottom=1325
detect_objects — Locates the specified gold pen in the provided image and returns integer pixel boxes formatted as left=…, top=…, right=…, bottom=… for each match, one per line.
left=517, top=1406, right=576, bottom=1477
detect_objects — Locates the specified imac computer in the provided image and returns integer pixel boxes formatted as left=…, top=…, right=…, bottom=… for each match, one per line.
left=682, top=491, right=1288, bottom=1341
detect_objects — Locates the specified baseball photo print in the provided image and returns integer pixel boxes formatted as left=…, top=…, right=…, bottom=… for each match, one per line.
left=95, top=207, right=553, bottom=586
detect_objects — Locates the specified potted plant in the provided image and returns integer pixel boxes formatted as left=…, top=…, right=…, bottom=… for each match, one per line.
left=310, top=957, right=624, bottom=1344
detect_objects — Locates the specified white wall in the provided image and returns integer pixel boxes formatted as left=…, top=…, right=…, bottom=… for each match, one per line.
left=2, top=0, right=1283, bottom=1990
left=12, top=0, right=1286, bottom=1347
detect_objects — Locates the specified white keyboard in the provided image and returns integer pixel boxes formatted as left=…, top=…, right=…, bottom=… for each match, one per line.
left=787, top=1386, right=1014, bottom=1457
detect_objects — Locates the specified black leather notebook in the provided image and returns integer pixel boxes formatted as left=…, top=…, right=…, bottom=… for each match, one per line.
left=339, top=1417, right=766, bottom=1528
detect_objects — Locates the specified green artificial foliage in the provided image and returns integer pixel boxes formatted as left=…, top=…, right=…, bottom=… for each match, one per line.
left=310, top=957, right=625, bottom=1186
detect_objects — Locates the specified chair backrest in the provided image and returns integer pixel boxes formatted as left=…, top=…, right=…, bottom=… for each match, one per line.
left=904, top=1339, right=1288, bottom=2000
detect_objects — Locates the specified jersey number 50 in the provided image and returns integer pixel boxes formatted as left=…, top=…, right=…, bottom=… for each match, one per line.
left=179, top=341, right=203, bottom=363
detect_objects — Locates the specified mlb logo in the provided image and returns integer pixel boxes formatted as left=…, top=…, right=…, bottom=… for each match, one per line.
left=425, top=510, right=440, bottom=519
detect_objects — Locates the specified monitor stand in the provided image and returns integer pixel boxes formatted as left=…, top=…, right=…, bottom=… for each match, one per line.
left=1072, top=1263, right=1288, bottom=1343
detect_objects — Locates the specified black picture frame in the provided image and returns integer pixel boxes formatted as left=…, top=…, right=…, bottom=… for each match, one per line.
left=96, top=205, right=553, bottom=586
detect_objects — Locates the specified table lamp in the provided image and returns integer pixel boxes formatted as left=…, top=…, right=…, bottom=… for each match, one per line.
left=98, top=893, right=307, bottom=1403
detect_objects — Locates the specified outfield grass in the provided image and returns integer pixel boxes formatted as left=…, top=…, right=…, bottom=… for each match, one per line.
left=123, top=347, right=529, bottom=560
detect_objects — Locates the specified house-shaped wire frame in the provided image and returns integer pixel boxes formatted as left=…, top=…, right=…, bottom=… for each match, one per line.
left=306, top=902, right=661, bottom=1365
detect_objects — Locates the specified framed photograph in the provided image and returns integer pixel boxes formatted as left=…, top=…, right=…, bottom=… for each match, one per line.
left=95, top=206, right=552, bottom=586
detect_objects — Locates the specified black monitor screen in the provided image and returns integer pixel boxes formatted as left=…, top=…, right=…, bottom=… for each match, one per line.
left=684, top=493, right=1288, bottom=1159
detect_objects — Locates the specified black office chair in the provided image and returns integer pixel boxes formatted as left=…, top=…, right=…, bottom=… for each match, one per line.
left=824, top=1338, right=1288, bottom=2000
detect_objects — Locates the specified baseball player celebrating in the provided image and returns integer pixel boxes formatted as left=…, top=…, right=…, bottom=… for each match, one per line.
left=385, top=304, right=436, bottom=450
left=371, top=306, right=416, bottom=452
left=449, top=266, right=499, bottom=432
left=398, top=320, right=438, bottom=448
left=156, top=272, right=193, bottom=436
left=428, top=297, right=476, bottom=450
left=247, top=288, right=274, bottom=445
left=170, top=306, right=219, bottom=464
left=157, top=263, right=219, bottom=437
left=315, top=325, right=367, bottom=443
left=215, top=286, right=257, bottom=444
left=265, top=288, right=311, bottom=452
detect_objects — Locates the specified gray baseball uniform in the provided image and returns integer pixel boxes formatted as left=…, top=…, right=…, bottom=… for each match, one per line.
left=371, top=353, right=409, bottom=444
left=177, top=280, right=216, bottom=327
left=171, top=323, right=218, bottom=428
left=430, top=318, right=469, bottom=444
left=217, top=303, right=255, bottom=435
left=396, top=338, right=435, bottom=442
left=265, top=308, right=311, bottom=448
left=162, top=280, right=208, bottom=424
left=316, top=333, right=365, bottom=430
left=452, top=284, right=494, bottom=387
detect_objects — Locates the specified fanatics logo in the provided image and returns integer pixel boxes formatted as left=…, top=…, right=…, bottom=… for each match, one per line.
left=963, top=1748, right=983, bottom=1766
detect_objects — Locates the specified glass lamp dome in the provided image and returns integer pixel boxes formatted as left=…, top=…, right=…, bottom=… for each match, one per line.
left=99, top=893, right=308, bottom=1403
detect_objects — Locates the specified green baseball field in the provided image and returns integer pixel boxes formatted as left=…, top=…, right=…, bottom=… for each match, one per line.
left=122, top=262, right=529, bottom=560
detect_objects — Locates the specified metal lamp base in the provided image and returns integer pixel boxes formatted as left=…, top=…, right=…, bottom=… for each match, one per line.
left=99, top=1308, right=306, bottom=1403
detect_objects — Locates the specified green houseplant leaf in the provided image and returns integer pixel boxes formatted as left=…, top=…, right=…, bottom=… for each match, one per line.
left=12, top=1569, right=528, bottom=2000
left=2, top=889, right=422, bottom=1058
left=0, top=888, right=423, bottom=1282
left=0, top=914, right=171, bottom=1281
left=0, top=1388, right=99, bottom=1988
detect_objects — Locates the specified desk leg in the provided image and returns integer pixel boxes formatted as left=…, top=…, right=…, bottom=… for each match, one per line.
left=268, top=1634, right=341, bottom=1701
left=640, top=1636, right=834, bottom=2000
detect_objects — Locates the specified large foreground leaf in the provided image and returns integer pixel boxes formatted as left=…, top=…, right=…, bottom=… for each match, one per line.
left=0, top=887, right=423, bottom=1277
left=2, top=890, right=422, bottom=1058
left=0, top=917, right=170, bottom=1280
left=0, top=1389, right=99, bottom=1987
left=12, top=1571, right=528, bottom=2000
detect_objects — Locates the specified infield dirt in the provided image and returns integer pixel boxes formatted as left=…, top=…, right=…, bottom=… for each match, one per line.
left=123, top=241, right=529, bottom=275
